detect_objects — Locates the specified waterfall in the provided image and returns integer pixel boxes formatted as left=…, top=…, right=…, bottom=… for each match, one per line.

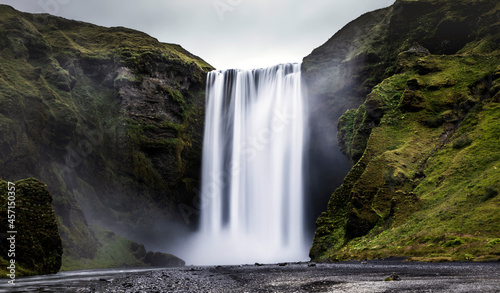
left=186, top=63, right=308, bottom=265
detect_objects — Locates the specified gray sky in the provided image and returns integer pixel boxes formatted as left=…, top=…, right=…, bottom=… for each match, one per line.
left=0, top=0, right=395, bottom=69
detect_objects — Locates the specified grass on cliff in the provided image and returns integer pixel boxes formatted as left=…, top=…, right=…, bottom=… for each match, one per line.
left=338, top=101, right=500, bottom=261
left=0, top=4, right=209, bottom=271
left=35, top=16, right=213, bottom=72
left=315, top=51, right=500, bottom=262
left=61, top=225, right=146, bottom=271
left=0, top=257, right=36, bottom=277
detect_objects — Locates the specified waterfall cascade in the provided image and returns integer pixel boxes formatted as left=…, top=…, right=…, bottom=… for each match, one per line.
left=186, top=63, right=308, bottom=265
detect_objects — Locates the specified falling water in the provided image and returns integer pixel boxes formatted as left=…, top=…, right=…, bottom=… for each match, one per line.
left=185, top=63, right=308, bottom=265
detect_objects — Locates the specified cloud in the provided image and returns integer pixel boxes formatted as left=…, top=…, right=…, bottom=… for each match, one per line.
left=0, top=0, right=395, bottom=69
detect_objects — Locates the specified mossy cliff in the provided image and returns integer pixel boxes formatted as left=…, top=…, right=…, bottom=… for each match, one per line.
left=305, top=0, right=500, bottom=261
left=0, top=179, right=62, bottom=276
left=0, top=5, right=213, bottom=269
left=0, top=178, right=184, bottom=277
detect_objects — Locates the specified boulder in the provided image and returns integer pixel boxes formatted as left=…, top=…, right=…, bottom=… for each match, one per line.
left=0, top=178, right=62, bottom=276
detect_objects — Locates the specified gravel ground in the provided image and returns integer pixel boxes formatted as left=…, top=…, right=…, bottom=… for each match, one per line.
left=4, top=260, right=500, bottom=292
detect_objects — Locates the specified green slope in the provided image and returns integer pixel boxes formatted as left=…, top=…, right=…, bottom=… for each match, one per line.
left=0, top=4, right=213, bottom=270
left=307, top=0, right=500, bottom=262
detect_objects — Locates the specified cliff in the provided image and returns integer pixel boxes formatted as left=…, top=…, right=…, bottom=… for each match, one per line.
left=0, top=5, right=213, bottom=269
left=305, top=0, right=500, bottom=261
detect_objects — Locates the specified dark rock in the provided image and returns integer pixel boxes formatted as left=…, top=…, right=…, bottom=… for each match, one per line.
left=0, top=4, right=214, bottom=270
left=416, top=59, right=442, bottom=75
left=365, top=96, right=386, bottom=122
left=122, top=282, right=134, bottom=288
left=399, top=90, right=426, bottom=112
left=385, top=273, right=402, bottom=281
left=143, top=251, right=185, bottom=267
left=407, top=79, right=422, bottom=90
left=407, top=42, right=430, bottom=55
left=345, top=204, right=379, bottom=239
left=0, top=179, right=62, bottom=275
left=130, top=242, right=147, bottom=259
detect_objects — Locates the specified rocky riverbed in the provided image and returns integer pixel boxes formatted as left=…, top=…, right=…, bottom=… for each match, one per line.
left=3, top=260, right=500, bottom=292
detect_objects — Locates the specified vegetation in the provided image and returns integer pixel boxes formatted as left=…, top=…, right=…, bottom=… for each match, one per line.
left=0, top=179, right=62, bottom=277
left=61, top=225, right=184, bottom=271
left=0, top=4, right=213, bottom=271
left=308, top=0, right=500, bottom=262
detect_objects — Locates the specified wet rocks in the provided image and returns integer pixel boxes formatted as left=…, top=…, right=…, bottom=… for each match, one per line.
left=384, top=273, right=402, bottom=281
left=407, top=42, right=431, bottom=56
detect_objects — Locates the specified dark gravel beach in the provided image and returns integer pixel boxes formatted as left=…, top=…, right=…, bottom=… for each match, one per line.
left=4, top=260, right=500, bottom=292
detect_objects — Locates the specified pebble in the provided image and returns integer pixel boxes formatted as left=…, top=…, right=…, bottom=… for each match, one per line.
left=73, top=261, right=500, bottom=293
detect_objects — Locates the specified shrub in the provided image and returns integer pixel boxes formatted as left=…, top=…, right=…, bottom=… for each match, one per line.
left=424, top=115, right=444, bottom=128
left=452, top=134, right=472, bottom=149
left=486, top=238, right=500, bottom=247
left=442, top=238, right=465, bottom=248
left=483, top=187, right=498, bottom=201
left=464, top=254, right=475, bottom=261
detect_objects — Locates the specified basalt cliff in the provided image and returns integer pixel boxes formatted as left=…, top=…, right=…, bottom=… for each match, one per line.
left=304, top=0, right=500, bottom=261
left=0, top=4, right=212, bottom=271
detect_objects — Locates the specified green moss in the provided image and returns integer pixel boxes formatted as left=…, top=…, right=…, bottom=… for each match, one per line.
left=161, top=120, right=185, bottom=132
left=483, top=187, right=499, bottom=201
left=114, top=69, right=139, bottom=84
left=129, top=151, right=162, bottom=186
left=311, top=50, right=500, bottom=262
left=0, top=5, right=211, bottom=272
left=0, top=179, right=62, bottom=277
left=61, top=224, right=185, bottom=270
left=452, top=133, right=472, bottom=149
left=486, top=238, right=500, bottom=247
left=337, top=106, right=369, bottom=163
left=442, top=238, right=465, bottom=248
left=61, top=225, right=143, bottom=271
left=36, top=20, right=213, bottom=73
left=460, top=35, right=500, bottom=55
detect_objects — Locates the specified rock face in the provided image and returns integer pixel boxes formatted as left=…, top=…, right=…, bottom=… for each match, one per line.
left=143, top=251, right=185, bottom=267
left=0, top=179, right=63, bottom=276
left=0, top=5, right=213, bottom=268
left=306, top=0, right=500, bottom=261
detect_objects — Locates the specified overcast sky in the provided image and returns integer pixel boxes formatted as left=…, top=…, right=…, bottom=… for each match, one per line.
left=0, top=0, right=395, bottom=69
